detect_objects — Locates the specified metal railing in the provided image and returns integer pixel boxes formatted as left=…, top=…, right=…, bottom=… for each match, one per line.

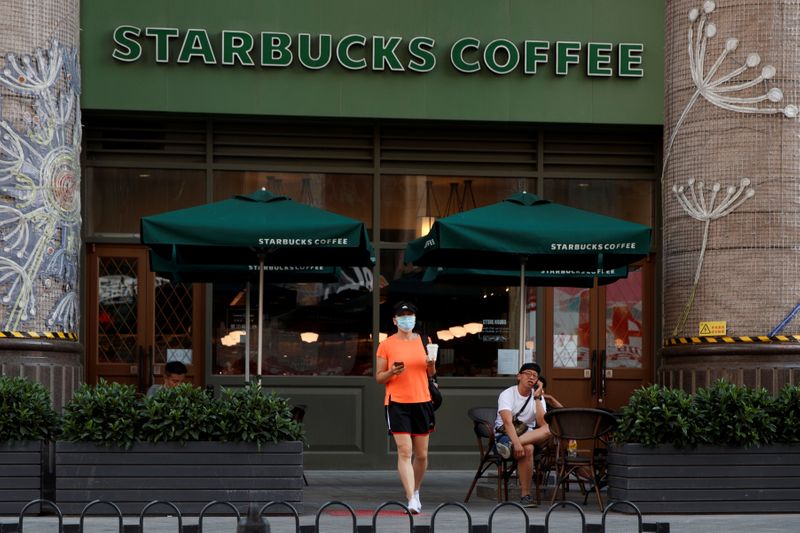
left=0, top=498, right=670, bottom=533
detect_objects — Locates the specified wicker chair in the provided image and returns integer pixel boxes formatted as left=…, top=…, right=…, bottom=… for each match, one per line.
left=544, top=407, right=617, bottom=508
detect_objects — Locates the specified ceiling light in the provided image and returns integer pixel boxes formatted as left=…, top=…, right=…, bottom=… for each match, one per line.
left=300, top=332, right=319, bottom=343
left=449, top=326, right=467, bottom=338
left=437, top=330, right=454, bottom=341
left=463, top=322, right=483, bottom=334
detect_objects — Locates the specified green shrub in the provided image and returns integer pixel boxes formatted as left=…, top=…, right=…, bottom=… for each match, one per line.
left=60, top=380, right=303, bottom=446
left=615, top=384, right=696, bottom=448
left=770, top=385, right=800, bottom=443
left=0, top=376, right=60, bottom=442
left=140, top=384, right=217, bottom=444
left=694, top=380, right=776, bottom=447
left=215, top=382, right=305, bottom=446
left=616, top=380, right=786, bottom=448
left=61, top=380, right=141, bottom=448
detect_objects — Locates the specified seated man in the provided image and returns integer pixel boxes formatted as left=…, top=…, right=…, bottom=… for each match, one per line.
left=494, top=362, right=551, bottom=507
left=146, top=360, right=188, bottom=397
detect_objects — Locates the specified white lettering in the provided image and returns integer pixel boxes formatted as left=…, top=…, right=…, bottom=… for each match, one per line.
left=257, top=237, right=349, bottom=246
left=549, top=242, right=637, bottom=251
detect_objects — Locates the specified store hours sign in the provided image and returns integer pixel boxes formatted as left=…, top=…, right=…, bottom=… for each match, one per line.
left=112, top=26, right=645, bottom=78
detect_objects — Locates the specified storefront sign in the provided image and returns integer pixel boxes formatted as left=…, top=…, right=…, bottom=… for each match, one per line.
left=112, top=27, right=645, bottom=78
left=81, top=0, right=663, bottom=124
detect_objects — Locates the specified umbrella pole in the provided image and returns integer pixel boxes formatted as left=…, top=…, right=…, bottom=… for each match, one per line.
left=245, top=282, right=250, bottom=383
left=519, top=258, right=527, bottom=370
left=257, top=256, right=265, bottom=380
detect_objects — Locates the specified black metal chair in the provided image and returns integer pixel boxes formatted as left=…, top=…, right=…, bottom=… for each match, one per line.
left=544, top=407, right=617, bottom=508
left=464, top=407, right=518, bottom=502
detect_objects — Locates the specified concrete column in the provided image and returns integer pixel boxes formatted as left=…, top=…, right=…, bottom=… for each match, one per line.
left=661, top=0, right=800, bottom=392
left=0, top=0, right=82, bottom=408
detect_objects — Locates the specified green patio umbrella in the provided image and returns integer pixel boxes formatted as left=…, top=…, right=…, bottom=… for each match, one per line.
left=405, top=191, right=651, bottom=367
left=142, top=189, right=373, bottom=267
left=141, top=189, right=375, bottom=377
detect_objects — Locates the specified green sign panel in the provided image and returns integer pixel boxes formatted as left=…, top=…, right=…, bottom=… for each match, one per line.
left=81, top=0, right=664, bottom=124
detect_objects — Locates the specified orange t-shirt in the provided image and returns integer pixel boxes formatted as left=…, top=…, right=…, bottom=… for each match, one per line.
left=376, top=333, right=431, bottom=405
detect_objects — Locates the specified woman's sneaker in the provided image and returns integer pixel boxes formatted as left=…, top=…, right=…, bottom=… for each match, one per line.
left=407, top=496, right=421, bottom=514
left=496, top=442, right=512, bottom=459
left=519, top=494, right=538, bottom=508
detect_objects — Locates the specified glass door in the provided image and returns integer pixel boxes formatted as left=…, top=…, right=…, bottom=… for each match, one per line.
left=85, top=244, right=204, bottom=390
left=543, top=261, right=653, bottom=411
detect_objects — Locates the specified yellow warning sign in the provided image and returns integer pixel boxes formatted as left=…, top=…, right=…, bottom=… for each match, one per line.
left=699, top=321, right=726, bottom=336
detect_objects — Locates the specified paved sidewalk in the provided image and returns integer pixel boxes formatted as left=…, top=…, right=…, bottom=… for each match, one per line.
left=2, top=470, right=799, bottom=532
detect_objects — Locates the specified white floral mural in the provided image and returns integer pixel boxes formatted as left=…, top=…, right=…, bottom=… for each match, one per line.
left=665, top=1, right=797, bottom=336
left=663, top=0, right=797, bottom=175
left=0, top=40, right=81, bottom=332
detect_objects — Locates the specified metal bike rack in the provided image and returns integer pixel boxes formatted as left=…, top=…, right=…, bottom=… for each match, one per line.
left=138, top=500, right=183, bottom=532
left=544, top=500, right=586, bottom=533
left=197, top=500, right=241, bottom=533
left=79, top=500, right=124, bottom=533
left=1, top=497, right=671, bottom=533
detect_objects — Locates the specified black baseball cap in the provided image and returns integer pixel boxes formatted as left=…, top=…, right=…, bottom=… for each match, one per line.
left=518, top=362, right=541, bottom=374
left=393, top=300, right=417, bottom=315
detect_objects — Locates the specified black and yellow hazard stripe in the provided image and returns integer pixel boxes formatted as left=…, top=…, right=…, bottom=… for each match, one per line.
left=0, top=331, right=78, bottom=341
left=667, top=335, right=800, bottom=346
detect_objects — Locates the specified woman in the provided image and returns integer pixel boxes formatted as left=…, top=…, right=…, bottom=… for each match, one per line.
left=375, top=300, right=436, bottom=514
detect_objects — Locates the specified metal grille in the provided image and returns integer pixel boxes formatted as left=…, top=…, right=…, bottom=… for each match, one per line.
left=212, top=119, right=373, bottom=170
left=542, top=126, right=659, bottom=179
left=83, top=115, right=207, bottom=165
left=82, top=113, right=661, bottom=181
left=381, top=123, right=537, bottom=175
left=154, top=280, right=194, bottom=365
left=98, top=257, right=138, bottom=364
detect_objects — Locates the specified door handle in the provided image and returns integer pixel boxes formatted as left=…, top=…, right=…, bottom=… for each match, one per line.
left=590, top=349, right=597, bottom=396
left=600, top=349, right=607, bottom=404
left=136, top=346, right=146, bottom=392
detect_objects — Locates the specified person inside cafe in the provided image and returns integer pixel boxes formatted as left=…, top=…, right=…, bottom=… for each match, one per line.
left=146, top=360, right=188, bottom=397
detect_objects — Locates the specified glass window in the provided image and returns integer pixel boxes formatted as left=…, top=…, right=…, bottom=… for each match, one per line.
left=98, top=256, right=139, bottom=364
left=379, top=249, right=536, bottom=377
left=214, top=171, right=373, bottom=230
left=380, top=176, right=533, bottom=243
left=605, top=270, right=644, bottom=369
left=552, top=286, right=591, bottom=369
left=211, top=268, right=373, bottom=376
left=543, top=179, right=653, bottom=226
left=88, top=168, right=206, bottom=235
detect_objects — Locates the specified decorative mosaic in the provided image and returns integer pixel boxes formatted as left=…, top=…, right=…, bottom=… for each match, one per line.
left=0, top=40, right=81, bottom=333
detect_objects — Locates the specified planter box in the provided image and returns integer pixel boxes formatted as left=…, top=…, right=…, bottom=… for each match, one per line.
left=55, top=441, right=303, bottom=514
left=608, top=443, right=800, bottom=513
left=0, top=441, right=42, bottom=514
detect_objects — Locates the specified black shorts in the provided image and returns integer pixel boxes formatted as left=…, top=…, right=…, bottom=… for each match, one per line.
left=386, top=401, right=436, bottom=436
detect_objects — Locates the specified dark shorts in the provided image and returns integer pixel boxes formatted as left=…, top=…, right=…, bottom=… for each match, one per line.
left=386, top=401, right=436, bottom=436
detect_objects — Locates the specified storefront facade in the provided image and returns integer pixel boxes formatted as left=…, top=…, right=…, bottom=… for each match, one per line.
left=77, top=0, right=663, bottom=468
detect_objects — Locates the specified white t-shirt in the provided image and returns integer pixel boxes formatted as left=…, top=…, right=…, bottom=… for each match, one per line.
left=494, top=385, right=547, bottom=433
